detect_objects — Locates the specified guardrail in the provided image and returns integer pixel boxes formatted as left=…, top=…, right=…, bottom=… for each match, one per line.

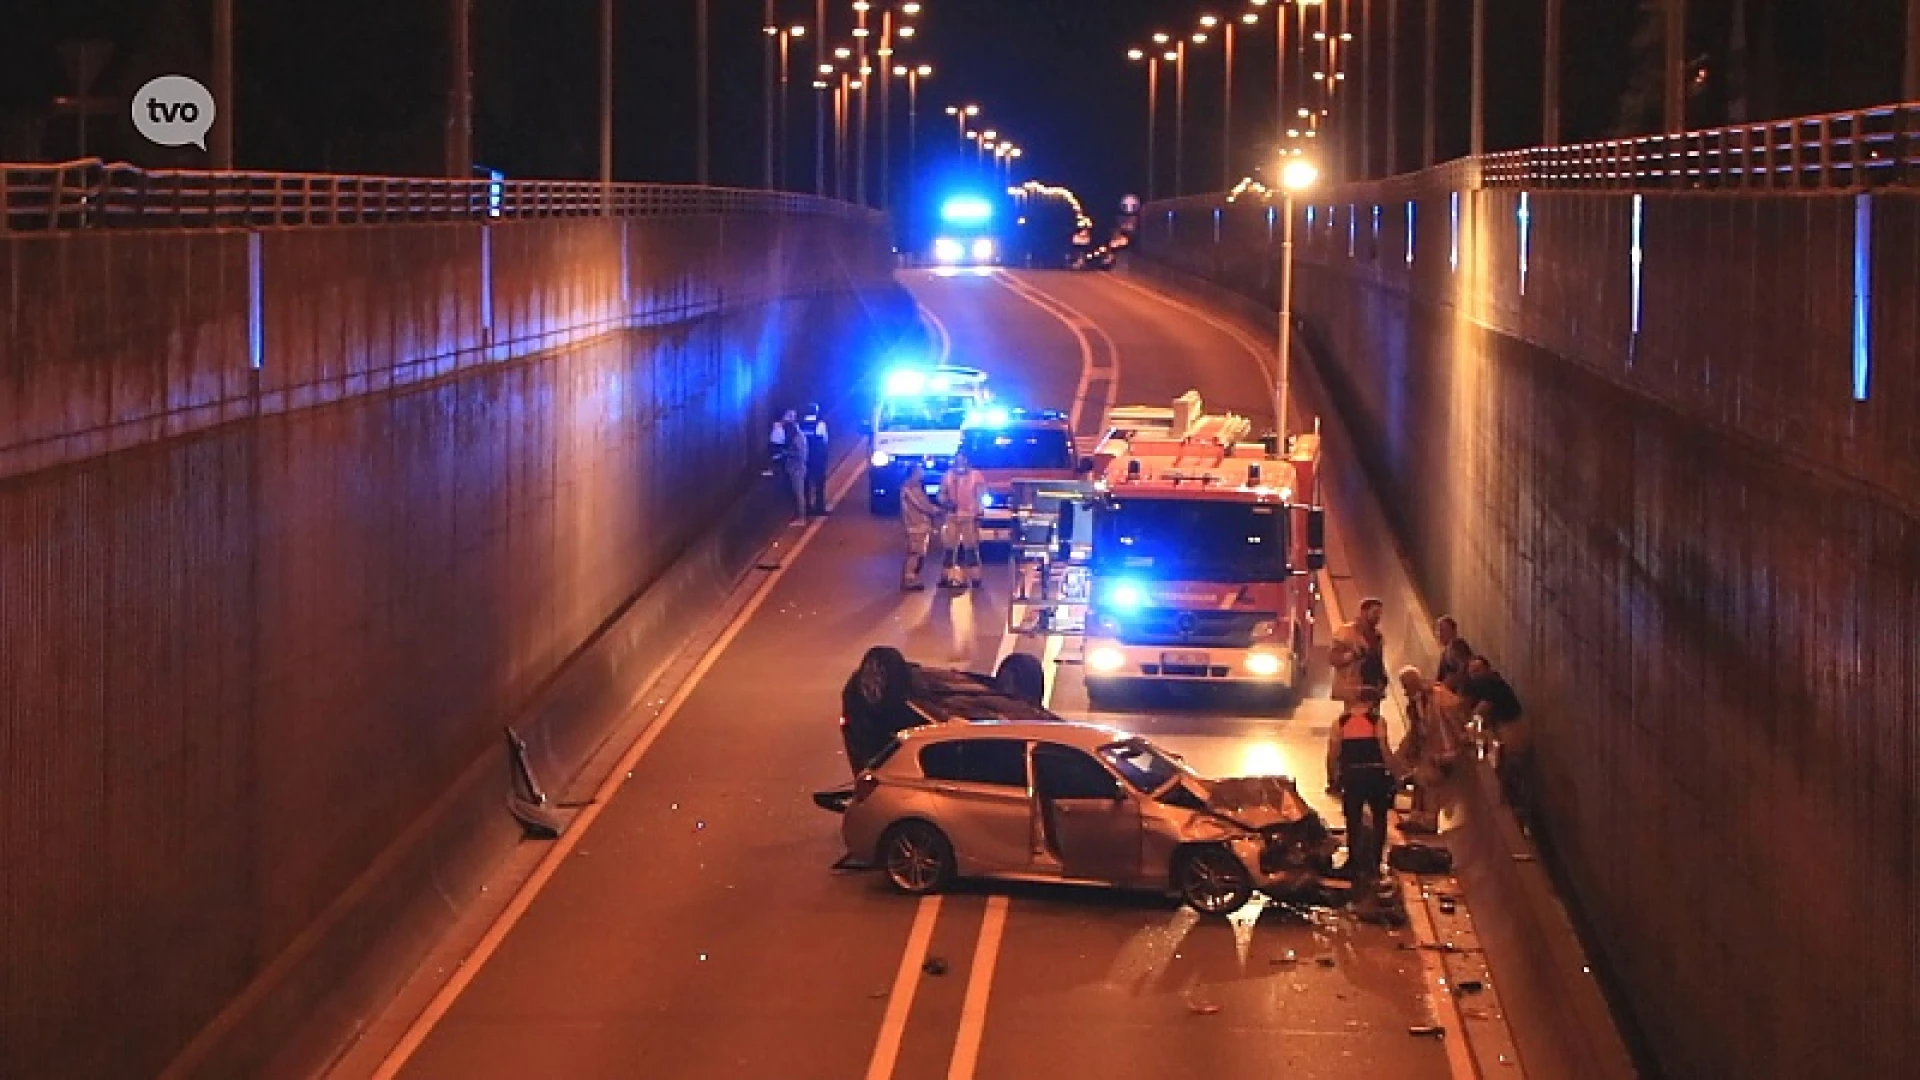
left=0, top=159, right=883, bottom=231
left=1148, top=100, right=1920, bottom=211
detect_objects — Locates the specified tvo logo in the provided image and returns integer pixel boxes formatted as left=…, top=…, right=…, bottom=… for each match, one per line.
left=131, top=75, right=216, bottom=150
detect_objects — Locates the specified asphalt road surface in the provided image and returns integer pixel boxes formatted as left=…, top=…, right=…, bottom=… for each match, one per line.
left=376, top=268, right=1486, bottom=1080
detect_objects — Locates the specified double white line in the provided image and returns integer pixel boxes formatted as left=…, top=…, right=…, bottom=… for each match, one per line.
left=862, top=270, right=1109, bottom=1080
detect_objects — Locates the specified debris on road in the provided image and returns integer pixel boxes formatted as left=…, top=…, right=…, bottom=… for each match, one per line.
left=922, top=957, right=948, bottom=976
left=1317, top=955, right=1337, bottom=968
left=1408, top=1025, right=1447, bottom=1038
left=1456, top=978, right=1485, bottom=993
left=868, top=989, right=889, bottom=1000
left=1270, top=949, right=1298, bottom=965
left=1438, top=897, right=1457, bottom=915
left=1186, top=1001, right=1222, bottom=1016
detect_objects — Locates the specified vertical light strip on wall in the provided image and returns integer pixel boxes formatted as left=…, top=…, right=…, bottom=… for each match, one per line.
left=1371, top=203, right=1381, bottom=248
left=1405, top=200, right=1416, bottom=266
left=1213, top=206, right=1222, bottom=243
left=1852, top=192, right=1872, bottom=401
left=246, top=231, right=263, bottom=370
left=1347, top=203, right=1357, bottom=257
left=1267, top=204, right=1276, bottom=242
left=1448, top=190, right=1460, bottom=272
left=1630, top=193, right=1644, bottom=337
left=480, top=224, right=494, bottom=340
left=1517, top=191, right=1531, bottom=296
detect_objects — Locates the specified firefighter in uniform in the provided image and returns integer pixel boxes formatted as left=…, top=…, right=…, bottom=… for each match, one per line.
left=937, top=450, right=986, bottom=588
left=798, top=403, right=830, bottom=516
left=1326, top=685, right=1397, bottom=898
left=898, top=462, right=943, bottom=591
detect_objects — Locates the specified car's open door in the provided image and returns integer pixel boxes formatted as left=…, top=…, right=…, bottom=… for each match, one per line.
left=1006, top=479, right=1099, bottom=635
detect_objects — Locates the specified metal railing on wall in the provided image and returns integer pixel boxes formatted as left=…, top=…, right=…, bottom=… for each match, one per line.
left=1148, top=100, right=1920, bottom=211
left=0, top=159, right=885, bottom=231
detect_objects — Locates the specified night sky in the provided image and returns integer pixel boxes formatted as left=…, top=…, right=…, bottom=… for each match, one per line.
left=1, top=0, right=1911, bottom=225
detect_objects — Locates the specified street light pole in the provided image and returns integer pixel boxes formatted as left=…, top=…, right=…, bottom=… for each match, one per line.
left=1360, top=0, right=1372, bottom=179
left=879, top=9, right=893, bottom=210
left=1422, top=0, right=1436, bottom=166
left=1664, top=0, right=1687, bottom=136
left=814, top=0, right=826, bottom=196
left=447, top=0, right=472, bottom=178
left=854, top=3, right=870, bottom=206
left=1470, top=0, right=1486, bottom=158
left=696, top=0, right=710, bottom=183
left=1543, top=0, right=1562, bottom=146
left=600, top=0, right=614, bottom=209
left=1221, top=17, right=1237, bottom=192
left=779, top=29, right=803, bottom=189
left=212, top=0, right=233, bottom=168
left=1384, top=0, right=1397, bottom=174
left=1275, top=157, right=1318, bottom=442
left=1174, top=40, right=1188, bottom=197
left=762, top=2, right=775, bottom=189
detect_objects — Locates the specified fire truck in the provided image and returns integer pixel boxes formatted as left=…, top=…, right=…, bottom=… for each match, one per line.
left=1006, top=391, right=1325, bottom=704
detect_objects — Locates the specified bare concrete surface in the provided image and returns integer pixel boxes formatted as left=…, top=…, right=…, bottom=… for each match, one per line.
left=349, top=269, right=1578, bottom=1080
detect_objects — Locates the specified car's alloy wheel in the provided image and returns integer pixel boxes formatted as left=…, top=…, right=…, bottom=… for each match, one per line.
left=1177, top=846, right=1252, bottom=915
left=882, top=821, right=953, bottom=894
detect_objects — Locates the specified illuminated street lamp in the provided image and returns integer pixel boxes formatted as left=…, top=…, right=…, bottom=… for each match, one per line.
left=1126, top=45, right=1163, bottom=201
left=946, top=103, right=980, bottom=150
left=1274, top=156, right=1318, bottom=442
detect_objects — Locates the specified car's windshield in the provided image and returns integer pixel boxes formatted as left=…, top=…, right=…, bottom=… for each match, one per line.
left=1100, top=738, right=1190, bottom=794
left=962, top=428, right=1074, bottom=470
left=880, top=394, right=978, bottom=431
left=1092, top=497, right=1289, bottom=581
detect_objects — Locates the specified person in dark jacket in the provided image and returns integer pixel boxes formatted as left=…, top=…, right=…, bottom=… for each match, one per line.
left=1462, top=655, right=1531, bottom=819
left=798, top=403, right=830, bottom=516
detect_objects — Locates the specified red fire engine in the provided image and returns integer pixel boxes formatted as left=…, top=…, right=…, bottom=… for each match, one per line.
left=1006, top=392, right=1325, bottom=704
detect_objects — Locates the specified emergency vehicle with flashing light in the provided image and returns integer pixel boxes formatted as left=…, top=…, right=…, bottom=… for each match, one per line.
left=956, top=407, right=1081, bottom=544
left=1004, top=391, right=1325, bottom=705
left=866, top=365, right=992, bottom=514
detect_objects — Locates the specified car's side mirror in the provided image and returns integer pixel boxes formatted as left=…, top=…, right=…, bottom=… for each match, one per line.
left=1305, top=507, right=1326, bottom=572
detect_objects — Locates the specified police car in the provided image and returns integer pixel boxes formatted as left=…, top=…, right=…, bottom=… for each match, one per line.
left=957, top=407, right=1080, bottom=543
left=867, top=365, right=992, bottom=514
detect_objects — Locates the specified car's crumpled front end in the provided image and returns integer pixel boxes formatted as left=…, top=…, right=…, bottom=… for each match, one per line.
left=1178, top=774, right=1339, bottom=895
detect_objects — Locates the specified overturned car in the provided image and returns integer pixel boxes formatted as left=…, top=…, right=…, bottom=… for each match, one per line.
left=818, top=648, right=1337, bottom=915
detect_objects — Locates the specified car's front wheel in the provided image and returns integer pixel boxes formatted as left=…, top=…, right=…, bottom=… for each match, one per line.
left=880, top=820, right=955, bottom=895
left=1175, top=845, right=1252, bottom=916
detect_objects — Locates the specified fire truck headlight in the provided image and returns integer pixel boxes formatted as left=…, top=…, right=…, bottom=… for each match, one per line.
left=1245, top=652, right=1283, bottom=677
left=971, top=237, right=995, bottom=261
left=980, top=492, right=994, bottom=510
left=1108, top=582, right=1146, bottom=611
left=871, top=450, right=893, bottom=467
left=933, top=236, right=964, bottom=262
left=1250, top=619, right=1278, bottom=641
left=1088, top=647, right=1126, bottom=673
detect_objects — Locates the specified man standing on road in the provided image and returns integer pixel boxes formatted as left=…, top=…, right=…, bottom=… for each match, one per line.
left=898, top=463, right=943, bottom=591
left=778, top=409, right=808, bottom=522
left=1329, top=597, right=1388, bottom=704
left=798, top=402, right=830, bottom=516
left=938, top=450, right=986, bottom=588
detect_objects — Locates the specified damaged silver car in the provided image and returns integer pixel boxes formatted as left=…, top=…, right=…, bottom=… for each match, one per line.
left=817, top=720, right=1337, bottom=915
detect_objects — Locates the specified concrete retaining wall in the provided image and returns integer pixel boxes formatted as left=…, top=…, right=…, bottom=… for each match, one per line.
left=1133, top=187, right=1920, bottom=1079
left=0, top=213, right=914, bottom=1078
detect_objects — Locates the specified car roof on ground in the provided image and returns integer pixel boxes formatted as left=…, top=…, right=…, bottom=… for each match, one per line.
left=906, top=666, right=1060, bottom=724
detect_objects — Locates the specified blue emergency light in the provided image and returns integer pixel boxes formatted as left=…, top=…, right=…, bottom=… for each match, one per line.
left=884, top=369, right=928, bottom=396
left=966, top=406, right=1013, bottom=428
left=940, top=196, right=993, bottom=225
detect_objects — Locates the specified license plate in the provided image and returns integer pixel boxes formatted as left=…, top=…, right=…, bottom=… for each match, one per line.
left=1161, top=651, right=1209, bottom=667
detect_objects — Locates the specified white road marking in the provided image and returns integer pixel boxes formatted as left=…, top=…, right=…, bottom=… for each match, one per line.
left=988, top=271, right=1120, bottom=435
left=862, top=895, right=946, bottom=1080
left=944, top=895, right=1010, bottom=1080
left=371, top=453, right=871, bottom=1079
left=918, top=298, right=956, bottom=366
